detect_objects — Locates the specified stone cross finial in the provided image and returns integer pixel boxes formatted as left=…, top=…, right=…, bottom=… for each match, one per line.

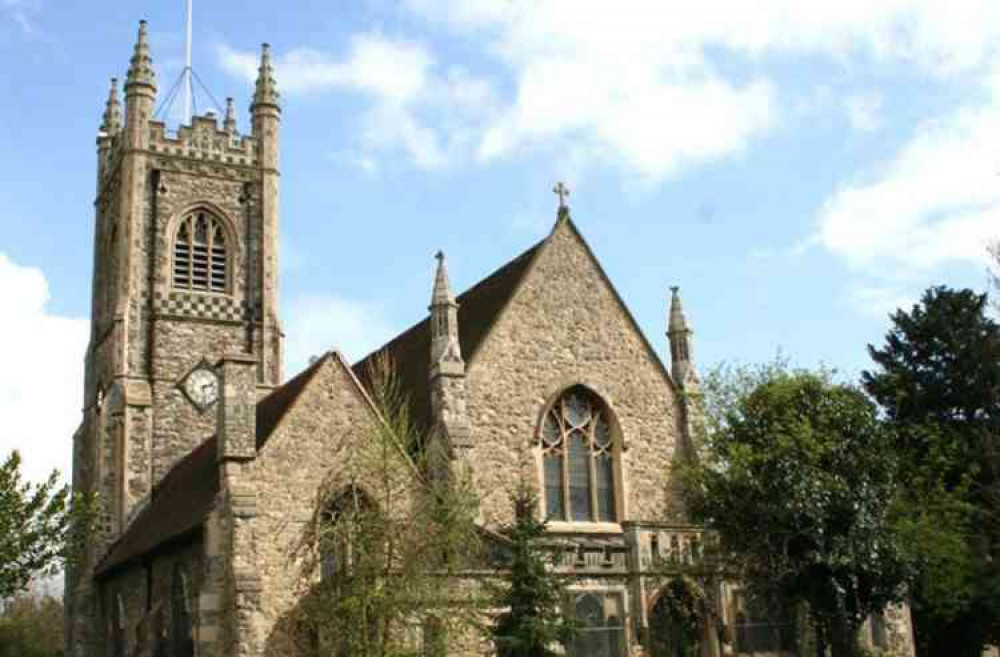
left=553, top=182, right=570, bottom=209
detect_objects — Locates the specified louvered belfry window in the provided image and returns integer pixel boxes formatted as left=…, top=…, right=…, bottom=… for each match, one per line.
left=173, top=211, right=228, bottom=293
left=541, top=386, right=618, bottom=523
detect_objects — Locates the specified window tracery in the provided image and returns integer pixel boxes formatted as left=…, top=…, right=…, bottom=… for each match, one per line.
left=172, top=210, right=229, bottom=293
left=541, top=386, right=618, bottom=523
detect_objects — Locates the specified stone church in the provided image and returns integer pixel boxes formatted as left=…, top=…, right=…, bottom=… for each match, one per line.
left=66, top=21, right=915, bottom=657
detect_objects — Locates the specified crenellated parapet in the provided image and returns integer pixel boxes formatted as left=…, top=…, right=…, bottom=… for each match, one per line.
left=148, top=115, right=258, bottom=166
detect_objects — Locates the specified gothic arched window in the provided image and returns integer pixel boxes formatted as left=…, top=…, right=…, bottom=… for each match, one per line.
left=172, top=210, right=229, bottom=293
left=570, top=591, right=626, bottom=657
left=109, top=593, right=126, bottom=657
left=170, top=564, right=194, bottom=657
left=320, top=486, right=378, bottom=582
left=541, top=386, right=618, bottom=523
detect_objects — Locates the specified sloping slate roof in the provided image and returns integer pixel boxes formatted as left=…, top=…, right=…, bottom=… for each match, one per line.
left=96, top=436, right=219, bottom=576
left=353, top=238, right=544, bottom=431
left=94, top=237, right=545, bottom=578
left=255, top=355, right=327, bottom=448
left=96, top=358, right=330, bottom=577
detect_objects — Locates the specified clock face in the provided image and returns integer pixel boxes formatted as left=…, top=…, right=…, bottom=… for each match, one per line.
left=184, top=367, right=218, bottom=410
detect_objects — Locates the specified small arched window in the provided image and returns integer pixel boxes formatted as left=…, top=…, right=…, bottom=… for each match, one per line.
left=173, top=210, right=228, bottom=293
left=110, top=593, right=126, bottom=657
left=170, top=565, right=194, bottom=657
left=541, top=386, right=618, bottom=523
left=320, top=486, right=378, bottom=581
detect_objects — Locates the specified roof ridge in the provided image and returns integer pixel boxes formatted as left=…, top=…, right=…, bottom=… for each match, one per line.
left=255, top=351, right=331, bottom=447
left=353, top=236, right=546, bottom=368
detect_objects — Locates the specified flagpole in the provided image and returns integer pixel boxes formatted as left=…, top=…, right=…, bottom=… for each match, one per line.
left=184, top=0, right=193, bottom=122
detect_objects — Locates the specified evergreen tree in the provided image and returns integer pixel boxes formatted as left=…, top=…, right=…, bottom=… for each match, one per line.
left=863, top=286, right=1000, bottom=656
left=490, top=489, right=575, bottom=657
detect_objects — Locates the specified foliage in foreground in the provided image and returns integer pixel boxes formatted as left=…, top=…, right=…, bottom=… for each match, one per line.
left=684, top=365, right=910, bottom=657
left=290, top=355, right=484, bottom=657
left=489, top=488, right=576, bottom=657
left=0, top=591, right=64, bottom=657
left=863, top=285, right=1000, bottom=657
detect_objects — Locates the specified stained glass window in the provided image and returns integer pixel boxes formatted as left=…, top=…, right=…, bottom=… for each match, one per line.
left=540, top=386, right=618, bottom=522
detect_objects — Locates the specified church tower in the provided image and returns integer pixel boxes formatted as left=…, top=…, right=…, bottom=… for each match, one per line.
left=75, top=21, right=283, bottom=542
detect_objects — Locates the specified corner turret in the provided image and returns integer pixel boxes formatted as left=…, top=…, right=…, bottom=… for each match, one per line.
left=100, top=77, right=123, bottom=137
left=250, top=43, right=283, bottom=384
left=224, top=96, right=237, bottom=134
left=667, top=286, right=698, bottom=390
left=123, top=20, right=156, bottom=149
left=428, top=251, right=471, bottom=464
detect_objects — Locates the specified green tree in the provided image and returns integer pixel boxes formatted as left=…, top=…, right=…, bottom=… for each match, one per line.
left=489, top=487, right=576, bottom=657
left=291, top=356, right=483, bottom=657
left=685, top=368, right=910, bottom=657
left=863, top=286, right=1000, bottom=656
left=0, top=451, right=76, bottom=601
left=0, top=591, right=64, bottom=657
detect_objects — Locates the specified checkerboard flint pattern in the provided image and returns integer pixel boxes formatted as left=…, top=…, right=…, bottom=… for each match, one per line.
left=154, top=291, right=245, bottom=322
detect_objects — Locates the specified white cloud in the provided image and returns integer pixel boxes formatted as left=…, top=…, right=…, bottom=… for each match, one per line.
left=847, top=284, right=918, bottom=319
left=217, top=35, right=498, bottom=170
left=844, top=93, right=884, bottom=132
left=816, top=88, right=1000, bottom=276
left=2, top=0, right=39, bottom=34
left=219, top=1, right=1000, bottom=181
left=283, top=294, right=397, bottom=375
left=0, top=254, right=88, bottom=486
left=402, top=0, right=1000, bottom=180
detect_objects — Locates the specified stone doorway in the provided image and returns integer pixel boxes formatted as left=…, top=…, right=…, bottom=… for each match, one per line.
left=649, top=579, right=702, bottom=657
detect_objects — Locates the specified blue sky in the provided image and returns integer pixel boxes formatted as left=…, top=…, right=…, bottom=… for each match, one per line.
left=2, top=0, right=998, bottom=483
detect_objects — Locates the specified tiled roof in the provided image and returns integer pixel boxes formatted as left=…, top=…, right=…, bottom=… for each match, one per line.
left=94, top=237, right=546, bottom=578
left=353, top=238, right=544, bottom=432
left=95, top=436, right=219, bottom=577
left=96, top=357, right=330, bottom=577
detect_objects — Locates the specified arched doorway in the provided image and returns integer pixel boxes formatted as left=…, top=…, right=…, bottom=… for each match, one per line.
left=649, top=579, right=701, bottom=657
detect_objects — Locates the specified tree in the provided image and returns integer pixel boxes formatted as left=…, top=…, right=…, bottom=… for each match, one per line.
left=863, top=286, right=1000, bottom=656
left=0, top=451, right=78, bottom=601
left=0, top=591, right=64, bottom=657
left=489, top=487, right=576, bottom=657
left=684, top=367, right=910, bottom=657
left=290, top=356, right=484, bottom=657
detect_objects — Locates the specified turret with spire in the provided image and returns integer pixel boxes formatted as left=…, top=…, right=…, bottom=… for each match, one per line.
left=97, top=78, right=122, bottom=181
left=123, top=20, right=156, bottom=149
left=224, top=96, right=237, bottom=135
left=428, top=251, right=471, bottom=464
left=251, top=42, right=283, bottom=384
left=668, top=286, right=698, bottom=390
left=100, top=77, right=123, bottom=137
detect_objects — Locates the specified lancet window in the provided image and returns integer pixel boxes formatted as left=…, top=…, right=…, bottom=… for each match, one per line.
left=569, top=591, right=626, bottom=657
left=172, top=210, right=229, bottom=293
left=170, top=565, right=194, bottom=657
left=320, top=486, right=377, bottom=581
left=541, top=386, right=618, bottom=523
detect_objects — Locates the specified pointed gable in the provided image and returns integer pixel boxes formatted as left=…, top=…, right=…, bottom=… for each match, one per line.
left=353, top=238, right=544, bottom=431
left=95, top=352, right=372, bottom=577
left=511, top=214, right=674, bottom=389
